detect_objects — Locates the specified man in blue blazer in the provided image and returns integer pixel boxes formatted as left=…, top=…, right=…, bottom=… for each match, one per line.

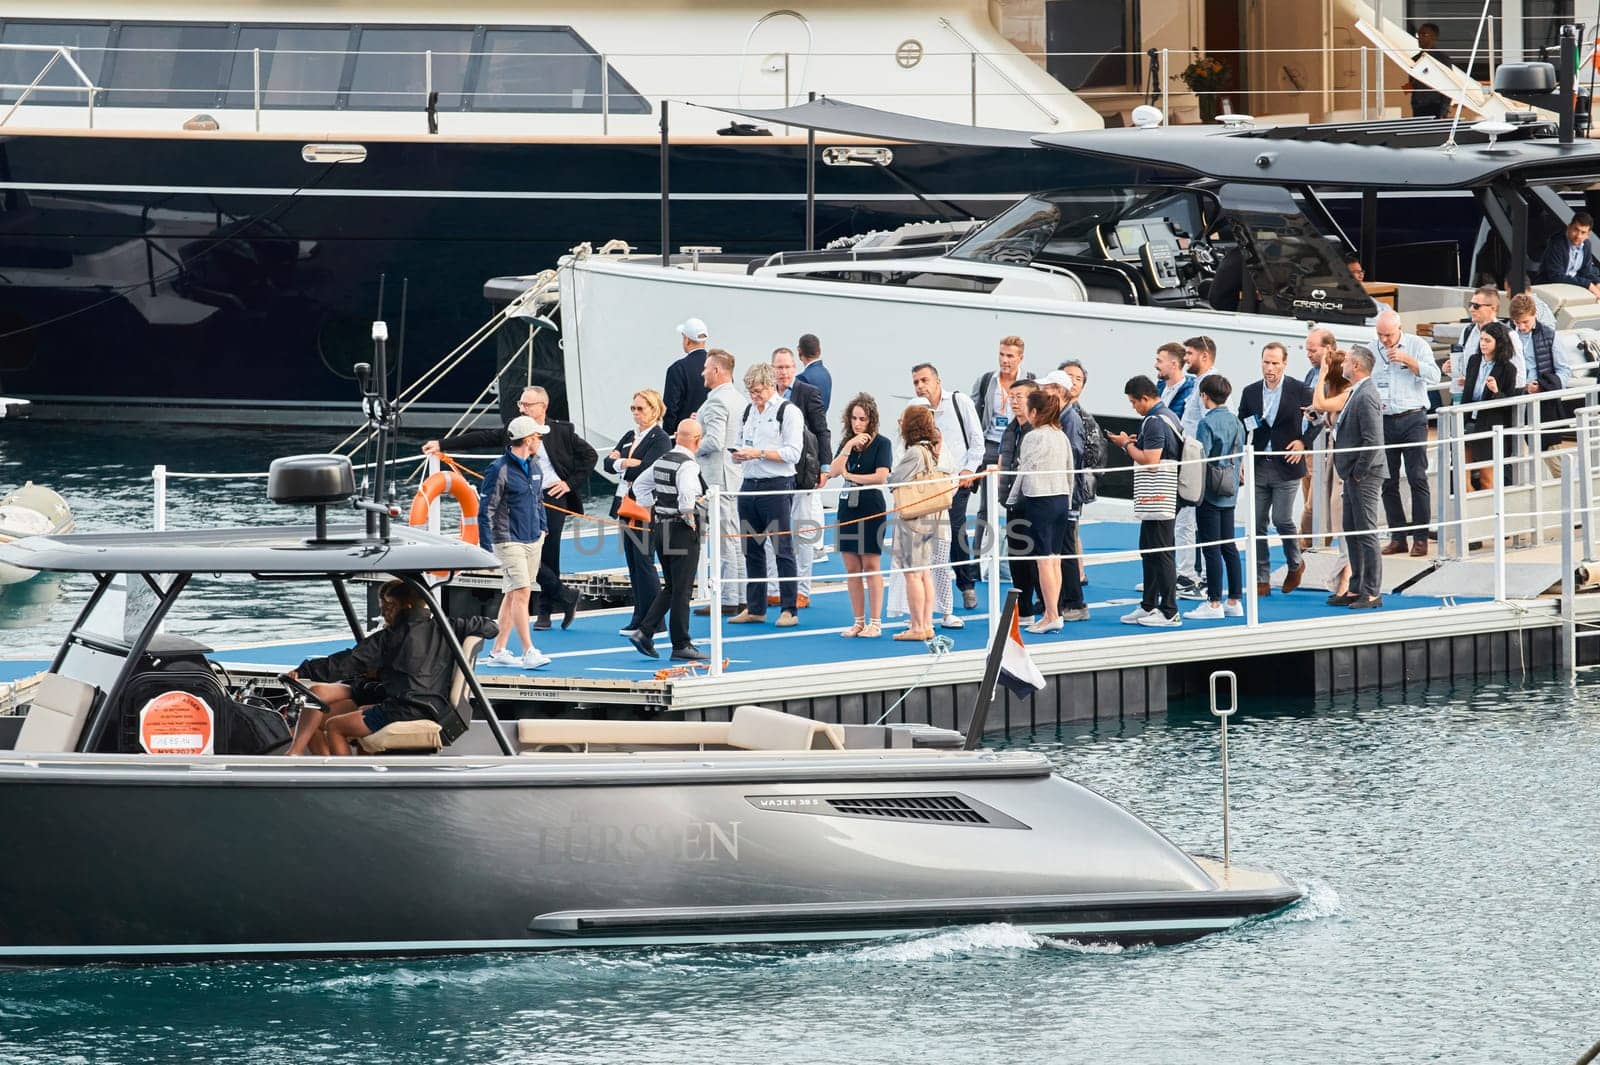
left=796, top=333, right=832, bottom=413
left=1237, top=342, right=1316, bottom=596
left=1537, top=212, right=1600, bottom=295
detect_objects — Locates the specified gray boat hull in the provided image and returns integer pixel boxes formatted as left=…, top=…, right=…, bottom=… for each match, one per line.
left=0, top=752, right=1300, bottom=962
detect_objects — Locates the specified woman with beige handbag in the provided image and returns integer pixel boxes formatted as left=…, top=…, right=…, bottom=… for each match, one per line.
left=888, top=404, right=951, bottom=641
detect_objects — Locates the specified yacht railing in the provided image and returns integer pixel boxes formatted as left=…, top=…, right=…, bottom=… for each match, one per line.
left=0, top=41, right=1495, bottom=134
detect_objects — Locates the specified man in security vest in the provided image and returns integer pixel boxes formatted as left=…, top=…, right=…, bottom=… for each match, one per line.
left=629, top=420, right=708, bottom=661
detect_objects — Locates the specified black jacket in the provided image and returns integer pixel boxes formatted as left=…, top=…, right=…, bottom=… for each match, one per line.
left=604, top=424, right=672, bottom=517
left=1238, top=377, right=1316, bottom=485
left=298, top=608, right=498, bottom=723
left=663, top=348, right=709, bottom=433
left=785, top=377, right=832, bottom=463
left=439, top=420, right=598, bottom=513
left=1460, top=352, right=1519, bottom=431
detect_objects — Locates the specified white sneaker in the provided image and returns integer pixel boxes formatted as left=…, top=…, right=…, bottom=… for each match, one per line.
left=1121, top=607, right=1156, bottom=625
left=520, top=649, right=552, bottom=670
left=1137, top=612, right=1182, bottom=628
left=484, top=649, right=520, bottom=667
left=1223, top=601, right=1244, bottom=618
left=940, top=614, right=966, bottom=630
left=1185, top=602, right=1225, bottom=620
left=1134, top=582, right=1144, bottom=592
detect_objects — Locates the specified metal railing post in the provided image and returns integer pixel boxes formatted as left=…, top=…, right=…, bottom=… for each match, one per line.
left=152, top=465, right=167, bottom=531
left=1433, top=410, right=1450, bottom=551
left=601, top=52, right=609, bottom=134
left=1560, top=453, right=1576, bottom=682
left=424, top=50, right=433, bottom=113
left=1242, top=445, right=1259, bottom=628
left=1492, top=425, right=1506, bottom=601
left=1579, top=409, right=1597, bottom=562
left=1360, top=45, right=1369, bottom=119
left=985, top=469, right=1002, bottom=643
left=1531, top=402, right=1545, bottom=545
left=252, top=47, right=262, bottom=132
left=970, top=50, right=978, bottom=125
left=709, top=488, right=724, bottom=677
left=426, top=453, right=442, bottom=534
left=784, top=52, right=791, bottom=108
left=1161, top=48, right=1170, bottom=123
left=1451, top=411, right=1470, bottom=560
left=1208, top=670, right=1237, bottom=869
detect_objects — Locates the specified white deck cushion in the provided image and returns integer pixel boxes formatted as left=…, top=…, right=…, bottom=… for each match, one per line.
left=517, top=718, right=731, bottom=750
left=727, top=705, right=844, bottom=751
left=1556, top=303, right=1600, bottom=331
left=358, top=719, right=443, bottom=754
left=14, top=674, right=97, bottom=753
left=1532, top=283, right=1596, bottom=314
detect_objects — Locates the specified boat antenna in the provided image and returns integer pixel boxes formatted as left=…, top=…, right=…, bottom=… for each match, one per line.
left=1444, top=0, right=1496, bottom=152
left=962, top=589, right=1022, bottom=750
left=396, top=277, right=409, bottom=401
left=352, top=319, right=397, bottom=540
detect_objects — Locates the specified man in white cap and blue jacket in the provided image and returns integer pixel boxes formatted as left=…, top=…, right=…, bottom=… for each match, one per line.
left=479, top=415, right=553, bottom=670
left=663, top=317, right=711, bottom=434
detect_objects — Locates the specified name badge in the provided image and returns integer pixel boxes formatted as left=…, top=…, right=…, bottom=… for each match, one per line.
left=1242, top=415, right=1261, bottom=432
left=992, top=415, right=1009, bottom=430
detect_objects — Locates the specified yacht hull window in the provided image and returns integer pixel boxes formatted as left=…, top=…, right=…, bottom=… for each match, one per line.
left=0, top=19, right=647, bottom=115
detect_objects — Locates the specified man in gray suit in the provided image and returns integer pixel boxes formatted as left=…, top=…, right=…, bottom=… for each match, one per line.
left=1333, top=345, right=1388, bottom=610
left=692, top=348, right=746, bottom=616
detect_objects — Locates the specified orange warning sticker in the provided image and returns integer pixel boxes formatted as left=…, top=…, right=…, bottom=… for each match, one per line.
left=138, top=691, right=215, bottom=755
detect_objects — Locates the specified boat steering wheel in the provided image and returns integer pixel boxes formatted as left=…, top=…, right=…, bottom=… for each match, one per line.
left=277, top=673, right=332, bottom=714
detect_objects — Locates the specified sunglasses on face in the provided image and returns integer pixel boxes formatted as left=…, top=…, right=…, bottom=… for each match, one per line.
left=1469, top=302, right=1492, bottom=309
left=629, top=404, right=646, bottom=411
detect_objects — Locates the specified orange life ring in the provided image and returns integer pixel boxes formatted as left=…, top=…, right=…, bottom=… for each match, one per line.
left=409, top=471, right=480, bottom=546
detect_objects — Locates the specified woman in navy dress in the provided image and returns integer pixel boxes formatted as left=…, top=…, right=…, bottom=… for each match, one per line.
left=827, top=393, right=892, bottom=638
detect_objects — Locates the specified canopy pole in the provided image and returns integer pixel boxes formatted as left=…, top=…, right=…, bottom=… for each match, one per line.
left=660, top=100, right=671, bottom=267
left=805, top=91, right=816, bottom=251
left=963, top=589, right=1021, bottom=749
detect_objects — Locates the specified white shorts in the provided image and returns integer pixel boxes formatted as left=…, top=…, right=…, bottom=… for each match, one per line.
left=493, top=538, right=544, bottom=591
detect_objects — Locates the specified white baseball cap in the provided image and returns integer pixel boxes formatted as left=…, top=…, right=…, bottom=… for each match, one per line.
left=676, top=317, right=709, bottom=341
left=1041, top=370, right=1073, bottom=390
left=506, top=415, right=550, bottom=441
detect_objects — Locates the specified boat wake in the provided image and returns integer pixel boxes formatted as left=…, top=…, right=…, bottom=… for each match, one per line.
left=1279, top=877, right=1343, bottom=922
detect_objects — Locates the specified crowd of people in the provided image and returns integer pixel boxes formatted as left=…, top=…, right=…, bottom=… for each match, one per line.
left=409, top=297, right=1572, bottom=666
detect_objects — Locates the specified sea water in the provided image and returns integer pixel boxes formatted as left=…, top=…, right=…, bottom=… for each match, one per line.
left=2, top=424, right=1597, bottom=1063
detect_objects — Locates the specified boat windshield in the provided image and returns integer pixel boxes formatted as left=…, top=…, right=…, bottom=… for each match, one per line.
left=950, top=189, right=1209, bottom=266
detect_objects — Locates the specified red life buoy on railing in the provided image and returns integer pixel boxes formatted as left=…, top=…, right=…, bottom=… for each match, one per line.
left=409, top=471, right=480, bottom=546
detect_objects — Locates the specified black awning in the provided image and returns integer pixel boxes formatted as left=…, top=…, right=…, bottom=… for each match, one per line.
left=688, top=98, right=1043, bottom=151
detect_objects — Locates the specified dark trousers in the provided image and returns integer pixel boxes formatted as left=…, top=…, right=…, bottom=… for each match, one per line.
left=1196, top=501, right=1242, bottom=603
left=1139, top=518, right=1177, bottom=619
left=1004, top=506, right=1039, bottom=616
left=1254, top=479, right=1303, bottom=580
left=948, top=484, right=978, bottom=591
left=740, top=477, right=796, bottom=614
left=1344, top=470, right=1384, bottom=598
left=1381, top=410, right=1430, bottom=546
left=535, top=503, right=576, bottom=616
left=972, top=441, right=1001, bottom=577
left=621, top=521, right=659, bottom=629
left=1057, top=516, right=1085, bottom=611
left=639, top=517, right=700, bottom=650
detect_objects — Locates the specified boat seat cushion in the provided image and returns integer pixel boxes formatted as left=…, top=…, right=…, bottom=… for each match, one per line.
left=517, top=718, right=731, bottom=751
left=358, top=718, right=443, bottom=754
left=1532, top=283, right=1597, bottom=314
left=15, top=674, right=97, bottom=753
left=1556, top=302, right=1600, bottom=331
left=727, top=705, right=844, bottom=751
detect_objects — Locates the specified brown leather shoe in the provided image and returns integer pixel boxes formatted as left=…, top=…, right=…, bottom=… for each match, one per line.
left=766, top=594, right=781, bottom=606
left=1409, top=541, right=1429, bottom=558
left=1282, top=563, right=1305, bottom=594
left=796, top=594, right=811, bottom=608
left=1255, top=581, right=1272, bottom=598
left=1380, top=541, right=1407, bottom=556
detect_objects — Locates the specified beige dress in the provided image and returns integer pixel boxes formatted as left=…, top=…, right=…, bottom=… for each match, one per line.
left=890, top=444, right=945, bottom=572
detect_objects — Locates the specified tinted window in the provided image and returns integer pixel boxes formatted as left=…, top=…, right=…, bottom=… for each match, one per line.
left=0, top=22, right=109, bottom=104
left=225, top=27, right=348, bottom=109
left=348, top=27, right=471, bottom=110
left=105, top=24, right=233, bottom=108
left=472, top=28, right=646, bottom=114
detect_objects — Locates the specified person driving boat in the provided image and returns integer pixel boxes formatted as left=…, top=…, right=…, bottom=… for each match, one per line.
left=287, top=581, right=498, bottom=756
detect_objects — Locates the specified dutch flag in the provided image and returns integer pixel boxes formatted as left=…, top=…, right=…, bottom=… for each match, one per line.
left=997, top=611, right=1046, bottom=699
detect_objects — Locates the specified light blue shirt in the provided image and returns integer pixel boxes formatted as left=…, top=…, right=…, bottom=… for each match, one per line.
left=737, top=397, right=802, bottom=479
left=1570, top=241, right=1585, bottom=278
left=1372, top=332, right=1442, bottom=413
left=1262, top=380, right=1282, bottom=426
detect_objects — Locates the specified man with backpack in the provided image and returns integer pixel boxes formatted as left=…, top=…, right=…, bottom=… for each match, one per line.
left=912, top=363, right=986, bottom=614
left=729, top=361, right=805, bottom=627
left=769, top=348, right=826, bottom=606
left=972, top=336, right=1033, bottom=584
left=1108, top=376, right=1186, bottom=628
left=1176, top=335, right=1220, bottom=598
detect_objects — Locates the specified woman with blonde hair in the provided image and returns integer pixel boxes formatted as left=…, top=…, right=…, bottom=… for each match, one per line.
left=889, top=404, right=946, bottom=641
left=605, top=388, right=672, bottom=636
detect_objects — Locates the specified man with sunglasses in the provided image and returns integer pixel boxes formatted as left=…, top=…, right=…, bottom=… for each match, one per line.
left=1372, top=309, right=1442, bottom=559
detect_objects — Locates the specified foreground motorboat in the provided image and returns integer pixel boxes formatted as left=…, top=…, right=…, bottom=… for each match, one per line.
left=0, top=450, right=1300, bottom=962
left=0, top=482, right=73, bottom=585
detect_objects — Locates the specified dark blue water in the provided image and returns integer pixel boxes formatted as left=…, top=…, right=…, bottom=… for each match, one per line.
left=1, top=682, right=1596, bottom=1064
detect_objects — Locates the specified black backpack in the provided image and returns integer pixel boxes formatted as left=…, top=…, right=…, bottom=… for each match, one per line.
left=1078, top=408, right=1105, bottom=503
left=742, top=400, right=820, bottom=491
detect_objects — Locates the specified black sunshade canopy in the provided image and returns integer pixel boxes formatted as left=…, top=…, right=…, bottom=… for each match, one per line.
left=688, top=97, right=1044, bottom=151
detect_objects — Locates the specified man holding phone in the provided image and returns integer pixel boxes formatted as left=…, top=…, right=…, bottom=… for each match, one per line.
left=692, top=348, right=746, bottom=616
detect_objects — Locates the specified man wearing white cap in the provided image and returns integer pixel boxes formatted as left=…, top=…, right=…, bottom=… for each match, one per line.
left=479, top=416, right=553, bottom=670
left=664, top=317, right=711, bottom=434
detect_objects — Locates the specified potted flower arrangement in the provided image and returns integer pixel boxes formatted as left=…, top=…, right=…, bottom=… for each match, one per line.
left=1181, top=54, right=1230, bottom=123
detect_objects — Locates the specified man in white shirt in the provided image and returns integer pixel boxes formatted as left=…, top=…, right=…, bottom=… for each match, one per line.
left=1374, top=309, right=1443, bottom=557
left=729, top=362, right=804, bottom=627
left=692, top=349, right=745, bottom=617
left=970, top=336, right=1031, bottom=585
left=911, top=362, right=985, bottom=611
left=630, top=420, right=708, bottom=661
left=1176, top=335, right=1218, bottom=597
